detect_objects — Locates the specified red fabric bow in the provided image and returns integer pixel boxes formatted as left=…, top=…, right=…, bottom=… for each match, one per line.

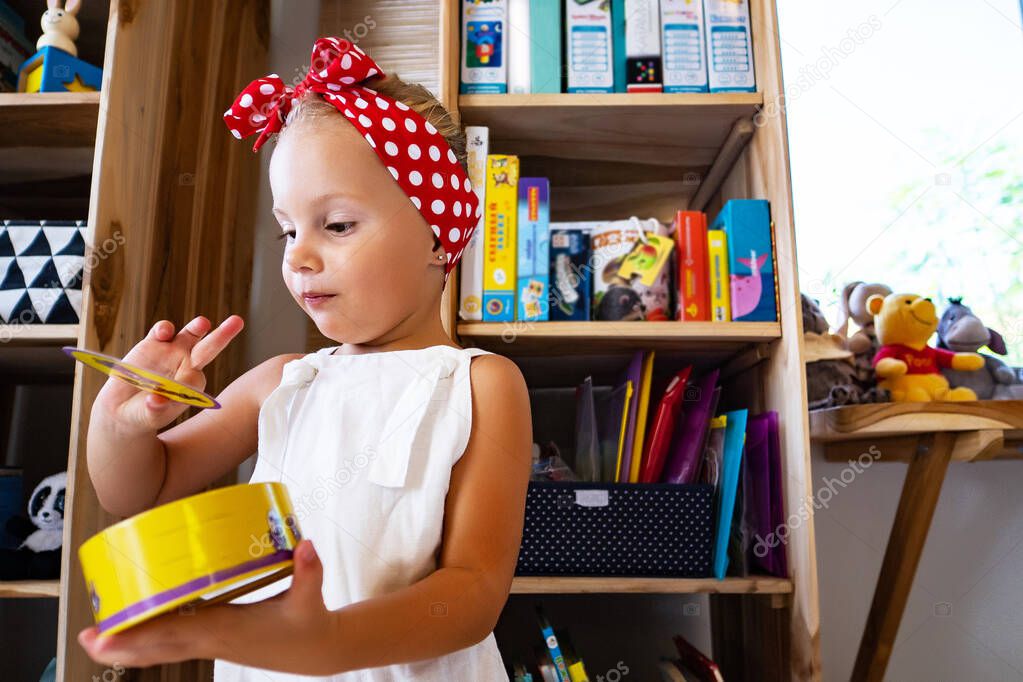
left=224, top=37, right=480, bottom=281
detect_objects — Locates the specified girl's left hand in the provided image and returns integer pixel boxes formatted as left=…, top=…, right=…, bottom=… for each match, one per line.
left=78, top=540, right=335, bottom=672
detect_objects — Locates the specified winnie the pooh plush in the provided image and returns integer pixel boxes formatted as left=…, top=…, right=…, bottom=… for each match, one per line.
left=868, top=293, right=984, bottom=401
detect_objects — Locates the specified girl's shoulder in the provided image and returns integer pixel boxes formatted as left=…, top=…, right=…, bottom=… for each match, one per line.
left=246, top=352, right=307, bottom=406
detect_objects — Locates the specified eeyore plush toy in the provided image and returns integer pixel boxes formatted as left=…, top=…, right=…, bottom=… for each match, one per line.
left=937, top=298, right=1023, bottom=400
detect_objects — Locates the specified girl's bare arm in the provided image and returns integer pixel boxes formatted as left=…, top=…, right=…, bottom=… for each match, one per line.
left=86, top=314, right=302, bottom=517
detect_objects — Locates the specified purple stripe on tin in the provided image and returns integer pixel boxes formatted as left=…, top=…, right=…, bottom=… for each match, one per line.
left=97, top=549, right=293, bottom=632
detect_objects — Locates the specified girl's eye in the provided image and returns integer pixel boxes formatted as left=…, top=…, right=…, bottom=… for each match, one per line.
left=326, top=221, right=356, bottom=235
left=277, top=230, right=295, bottom=241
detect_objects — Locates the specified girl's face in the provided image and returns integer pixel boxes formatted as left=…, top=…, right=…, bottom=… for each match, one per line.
left=269, top=115, right=445, bottom=344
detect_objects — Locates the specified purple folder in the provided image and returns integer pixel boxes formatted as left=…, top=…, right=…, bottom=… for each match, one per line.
left=766, top=411, right=788, bottom=577
left=744, top=413, right=774, bottom=575
left=661, top=369, right=720, bottom=484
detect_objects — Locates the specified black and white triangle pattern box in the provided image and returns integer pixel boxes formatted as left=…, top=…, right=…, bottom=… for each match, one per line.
left=0, top=220, right=86, bottom=325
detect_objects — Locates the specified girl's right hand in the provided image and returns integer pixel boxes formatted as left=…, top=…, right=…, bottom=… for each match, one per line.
left=94, top=315, right=245, bottom=434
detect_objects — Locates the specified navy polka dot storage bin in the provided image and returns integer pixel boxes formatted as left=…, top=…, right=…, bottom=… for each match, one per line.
left=516, top=481, right=714, bottom=578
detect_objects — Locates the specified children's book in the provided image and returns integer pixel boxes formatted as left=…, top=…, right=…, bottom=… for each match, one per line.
left=530, top=0, right=562, bottom=93
left=460, top=0, right=508, bottom=94
left=713, top=408, right=748, bottom=579
left=640, top=366, right=691, bottom=483
left=674, top=210, right=709, bottom=321
left=508, top=0, right=531, bottom=93
left=707, top=229, right=730, bottom=322
left=459, top=125, right=489, bottom=320
left=517, top=178, right=551, bottom=321
left=714, top=199, right=776, bottom=322
left=661, top=369, right=719, bottom=484
left=627, top=350, right=656, bottom=482
left=672, top=634, right=724, bottom=682
left=482, top=154, right=519, bottom=321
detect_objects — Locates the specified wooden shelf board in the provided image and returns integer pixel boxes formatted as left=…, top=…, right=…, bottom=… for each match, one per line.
left=0, top=92, right=101, bottom=148
left=0, top=324, right=79, bottom=346
left=809, top=400, right=1023, bottom=443
left=510, top=575, right=792, bottom=595
left=0, top=579, right=60, bottom=598
left=457, top=92, right=762, bottom=221
left=458, top=321, right=779, bottom=354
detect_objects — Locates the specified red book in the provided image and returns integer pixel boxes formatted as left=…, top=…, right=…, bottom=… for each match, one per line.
left=673, top=634, right=724, bottom=682
left=639, top=367, right=692, bottom=483
left=674, top=211, right=710, bottom=321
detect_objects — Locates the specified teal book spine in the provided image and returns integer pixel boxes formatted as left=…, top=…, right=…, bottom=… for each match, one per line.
left=529, top=0, right=561, bottom=93
left=612, top=0, right=627, bottom=92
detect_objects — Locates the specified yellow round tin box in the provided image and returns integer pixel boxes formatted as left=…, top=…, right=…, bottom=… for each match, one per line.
left=79, top=482, right=301, bottom=635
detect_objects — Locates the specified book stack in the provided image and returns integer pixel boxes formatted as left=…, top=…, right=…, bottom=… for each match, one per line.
left=459, top=0, right=756, bottom=95
left=457, top=134, right=778, bottom=325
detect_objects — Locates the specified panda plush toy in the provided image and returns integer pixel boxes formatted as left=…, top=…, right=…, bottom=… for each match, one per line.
left=0, top=471, right=66, bottom=580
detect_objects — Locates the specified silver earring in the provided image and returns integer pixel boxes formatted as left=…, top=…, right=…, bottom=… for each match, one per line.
left=437, top=253, right=445, bottom=260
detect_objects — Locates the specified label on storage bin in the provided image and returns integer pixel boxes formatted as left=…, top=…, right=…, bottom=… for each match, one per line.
left=574, top=489, right=609, bottom=507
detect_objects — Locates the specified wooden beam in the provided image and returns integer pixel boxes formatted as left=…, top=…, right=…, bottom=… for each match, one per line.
left=57, top=1, right=268, bottom=680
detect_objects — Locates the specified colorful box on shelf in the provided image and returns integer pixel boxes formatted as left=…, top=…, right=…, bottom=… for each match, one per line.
left=0, top=220, right=85, bottom=325
left=79, top=482, right=302, bottom=635
left=17, top=45, right=101, bottom=93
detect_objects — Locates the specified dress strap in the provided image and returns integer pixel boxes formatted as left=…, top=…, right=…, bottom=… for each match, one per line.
left=257, top=353, right=325, bottom=481
left=366, top=351, right=460, bottom=488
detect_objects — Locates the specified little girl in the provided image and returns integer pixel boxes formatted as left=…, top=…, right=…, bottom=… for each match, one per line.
left=78, top=38, right=532, bottom=680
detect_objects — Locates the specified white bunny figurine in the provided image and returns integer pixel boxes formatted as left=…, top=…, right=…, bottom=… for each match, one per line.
left=37, top=0, right=81, bottom=57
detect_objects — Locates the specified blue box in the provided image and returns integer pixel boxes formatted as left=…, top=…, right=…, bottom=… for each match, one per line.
left=516, top=178, right=550, bottom=321
left=712, top=199, right=776, bottom=322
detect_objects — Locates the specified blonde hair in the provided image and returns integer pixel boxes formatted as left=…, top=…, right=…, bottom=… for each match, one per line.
left=279, top=73, right=467, bottom=174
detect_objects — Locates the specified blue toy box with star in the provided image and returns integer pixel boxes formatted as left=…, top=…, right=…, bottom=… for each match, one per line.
left=17, top=45, right=101, bottom=93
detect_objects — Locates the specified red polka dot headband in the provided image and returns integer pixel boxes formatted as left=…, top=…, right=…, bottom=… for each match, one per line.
left=223, top=37, right=480, bottom=282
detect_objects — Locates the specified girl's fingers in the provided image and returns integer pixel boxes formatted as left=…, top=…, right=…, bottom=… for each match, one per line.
left=145, top=319, right=175, bottom=342
left=190, top=315, right=244, bottom=370
left=175, top=316, right=212, bottom=348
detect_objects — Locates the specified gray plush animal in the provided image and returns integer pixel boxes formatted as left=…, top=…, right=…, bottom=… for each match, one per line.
left=937, top=298, right=1023, bottom=400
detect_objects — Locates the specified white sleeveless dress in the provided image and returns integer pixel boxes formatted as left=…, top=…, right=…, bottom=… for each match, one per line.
left=213, top=344, right=509, bottom=681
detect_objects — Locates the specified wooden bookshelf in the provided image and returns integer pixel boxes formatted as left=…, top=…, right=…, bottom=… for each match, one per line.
left=457, top=92, right=759, bottom=220
left=0, top=92, right=100, bottom=148
left=0, top=324, right=79, bottom=346
left=0, top=579, right=60, bottom=599
left=457, top=92, right=761, bottom=166
left=511, top=576, right=793, bottom=595
left=458, top=321, right=781, bottom=354
left=446, top=1, right=820, bottom=679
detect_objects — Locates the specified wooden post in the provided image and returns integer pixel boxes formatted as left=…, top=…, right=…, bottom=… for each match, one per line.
left=58, top=1, right=268, bottom=679
left=851, top=431, right=956, bottom=681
